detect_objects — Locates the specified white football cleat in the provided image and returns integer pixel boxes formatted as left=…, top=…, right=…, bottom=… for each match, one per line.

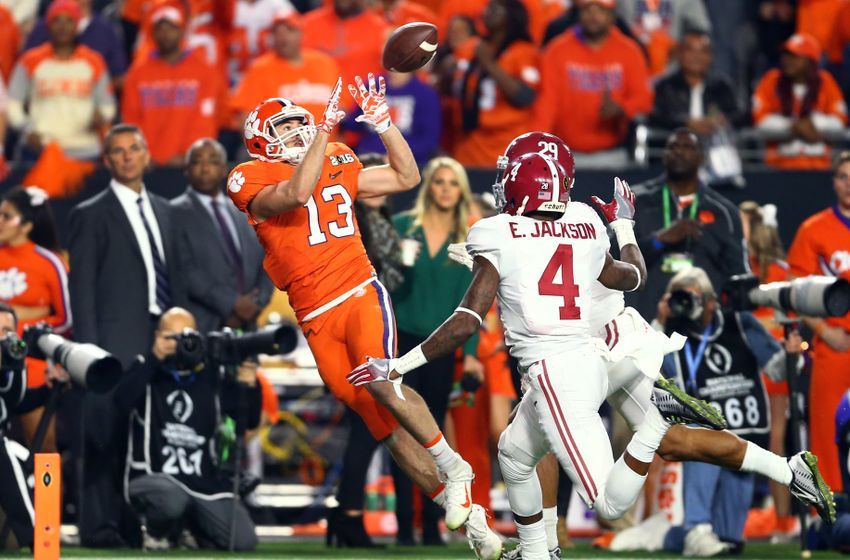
left=464, top=504, right=503, bottom=560
left=500, top=542, right=560, bottom=559
left=683, top=523, right=730, bottom=557
left=442, top=456, right=474, bottom=530
left=788, top=451, right=836, bottom=524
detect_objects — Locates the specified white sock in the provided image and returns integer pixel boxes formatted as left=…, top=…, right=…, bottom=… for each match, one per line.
left=516, top=518, right=549, bottom=559
left=626, top=407, right=670, bottom=464
left=542, top=506, right=558, bottom=551
left=739, top=441, right=792, bottom=484
left=594, top=456, right=647, bottom=520
left=424, top=433, right=461, bottom=473
left=430, top=485, right=446, bottom=507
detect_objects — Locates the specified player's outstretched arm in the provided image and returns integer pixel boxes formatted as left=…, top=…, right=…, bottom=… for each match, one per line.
left=349, top=74, right=421, bottom=198
left=347, top=256, right=498, bottom=387
left=598, top=252, right=645, bottom=292
left=250, top=79, right=345, bottom=220
left=592, top=176, right=647, bottom=290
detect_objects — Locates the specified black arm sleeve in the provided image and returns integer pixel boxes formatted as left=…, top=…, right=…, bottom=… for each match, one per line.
left=14, top=386, right=50, bottom=415
left=113, top=355, right=157, bottom=415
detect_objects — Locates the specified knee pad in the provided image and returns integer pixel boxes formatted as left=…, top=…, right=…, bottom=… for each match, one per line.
left=498, top=430, right=537, bottom=486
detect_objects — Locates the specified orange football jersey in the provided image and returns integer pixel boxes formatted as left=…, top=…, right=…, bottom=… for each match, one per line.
left=227, top=143, right=375, bottom=322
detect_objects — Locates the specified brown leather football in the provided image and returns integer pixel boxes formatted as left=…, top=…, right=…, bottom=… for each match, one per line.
left=382, top=22, right=439, bottom=73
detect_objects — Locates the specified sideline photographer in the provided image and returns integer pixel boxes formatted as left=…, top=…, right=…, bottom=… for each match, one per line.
left=113, top=307, right=261, bottom=552
left=654, top=267, right=802, bottom=555
left=0, top=303, right=67, bottom=550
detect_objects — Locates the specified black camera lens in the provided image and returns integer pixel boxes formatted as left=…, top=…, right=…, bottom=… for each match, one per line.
left=669, top=290, right=700, bottom=320
left=460, top=373, right=482, bottom=393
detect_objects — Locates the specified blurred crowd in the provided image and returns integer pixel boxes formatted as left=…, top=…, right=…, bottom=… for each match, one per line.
left=1, top=0, right=850, bottom=556
left=2, top=0, right=850, bottom=186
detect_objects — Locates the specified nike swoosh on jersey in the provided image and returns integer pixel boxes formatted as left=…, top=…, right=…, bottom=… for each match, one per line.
left=329, top=170, right=343, bottom=179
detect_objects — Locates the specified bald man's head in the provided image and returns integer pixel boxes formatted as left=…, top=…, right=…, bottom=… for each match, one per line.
left=153, top=308, right=198, bottom=361
left=159, top=307, right=197, bottom=332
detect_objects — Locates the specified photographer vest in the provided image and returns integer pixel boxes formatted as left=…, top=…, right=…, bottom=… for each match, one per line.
left=127, top=371, right=231, bottom=497
left=666, top=311, right=770, bottom=448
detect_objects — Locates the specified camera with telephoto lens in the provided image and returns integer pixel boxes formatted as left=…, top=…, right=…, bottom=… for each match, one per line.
left=668, top=289, right=705, bottom=322
left=22, top=323, right=122, bottom=392
left=0, top=333, right=27, bottom=375
left=169, top=329, right=206, bottom=372
left=725, top=274, right=850, bottom=317
left=172, top=325, right=299, bottom=374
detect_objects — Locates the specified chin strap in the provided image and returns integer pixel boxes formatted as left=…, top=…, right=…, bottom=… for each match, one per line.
left=516, top=195, right=529, bottom=216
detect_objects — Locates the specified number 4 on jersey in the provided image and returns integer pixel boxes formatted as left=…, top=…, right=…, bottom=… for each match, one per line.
left=538, top=244, right=581, bottom=320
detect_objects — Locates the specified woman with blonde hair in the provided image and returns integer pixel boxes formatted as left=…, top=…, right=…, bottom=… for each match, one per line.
left=390, top=156, right=482, bottom=546
left=739, top=200, right=796, bottom=543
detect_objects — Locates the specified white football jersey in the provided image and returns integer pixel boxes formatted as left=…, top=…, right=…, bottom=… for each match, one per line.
left=467, top=202, right=610, bottom=367
left=588, top=282, right=626, bottom=334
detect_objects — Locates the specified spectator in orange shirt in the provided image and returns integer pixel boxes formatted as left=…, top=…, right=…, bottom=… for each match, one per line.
left=825, top=0, right=850, bottom=99
left=786, top=151, right=850, bottom=491
left=229, top=0, right=296, bottom=83
left=452, top=0, right=539, bottom=167
left=0, top=186, right=70, bottom=452
left=230, top=11, right=339, bottom=130
left=535, top=0, right=653, bottom=168
left=0, top=75, right=9, bottom=180
left=8, top=0, right=116, bottom=161
left=301, top=0, right=388, bottom=89
left=0, top=4, right=20, bottom=84
left=617, top=0, right=711, bottom=77
left=122, top=5, right=227, bottom=166
left=797, top=0, right=842, bottom=51
left=753, top=33, right=848, bottom=170
left=122, top=0, right=234, bottom=73
left=376, top=0, right=438, bottom=26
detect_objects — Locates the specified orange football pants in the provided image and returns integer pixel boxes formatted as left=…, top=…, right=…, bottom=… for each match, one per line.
left=808, top=340, right=850, bottom=490
left=303, top=280, right=400, bottom=441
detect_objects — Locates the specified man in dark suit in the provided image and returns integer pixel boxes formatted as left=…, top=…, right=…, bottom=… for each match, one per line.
left=69, top=123, right=187, bottom=366
left=626, top=128, right=749, bottom=319
left=170, top=138, right=273, bottom=333
left=68, top=123, right=187, bottom=547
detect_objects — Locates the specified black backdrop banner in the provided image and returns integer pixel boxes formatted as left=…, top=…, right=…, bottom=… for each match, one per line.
left=0, top=165, right=833, bottom=251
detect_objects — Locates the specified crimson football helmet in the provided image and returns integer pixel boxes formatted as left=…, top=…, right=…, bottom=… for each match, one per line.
left=494, top=132, right=575, bottom=210
left=501, top=152, right=570, bottom=216
left=243, top=97, right=316, bottom=164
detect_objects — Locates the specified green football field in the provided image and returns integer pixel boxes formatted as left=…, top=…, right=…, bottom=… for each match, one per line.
left=10, top=541, right=849, bottom=559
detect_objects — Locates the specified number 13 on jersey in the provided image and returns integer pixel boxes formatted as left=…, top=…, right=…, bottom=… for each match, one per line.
left=538, top=244, right=581, bottom=320
left=305, top=184, right=356, bottom=245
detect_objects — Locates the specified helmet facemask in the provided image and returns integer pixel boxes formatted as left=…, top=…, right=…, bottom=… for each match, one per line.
left=265, top=110, right=317, bottom=164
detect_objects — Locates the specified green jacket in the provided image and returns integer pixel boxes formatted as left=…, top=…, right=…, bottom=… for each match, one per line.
left=391, top=213, right=479, bottom=357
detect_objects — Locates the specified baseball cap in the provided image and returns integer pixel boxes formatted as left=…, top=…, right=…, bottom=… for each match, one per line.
left=782, top=33, right=821, bottom=62
left=576, top=0, right=616, bottom=8
left=151, top=5, right=185, bottom=27
left=46, top=0, right=82, bottom=25
left=271, top=9, right=301, bottom=29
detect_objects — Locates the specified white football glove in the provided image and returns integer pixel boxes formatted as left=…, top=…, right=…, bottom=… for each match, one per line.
left=347, top=357, right=406, bottom=400
left=591, top=177, right=636, bottom=223
left=448, top=243, right=474, bottom=271
left=348, top=73, right=392, bottom=134
left=317, top=77, right=345, bottom=135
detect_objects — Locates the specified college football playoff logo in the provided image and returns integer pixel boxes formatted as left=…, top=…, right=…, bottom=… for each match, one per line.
left=166, top=390, right=194, bottom=423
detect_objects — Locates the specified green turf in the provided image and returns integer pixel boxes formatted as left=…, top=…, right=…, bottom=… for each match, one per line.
left=11, top=541, right=849, bottom=559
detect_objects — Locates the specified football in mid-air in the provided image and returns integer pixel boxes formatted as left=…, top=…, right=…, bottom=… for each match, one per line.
left=382, top=22, right=439, bottom=73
